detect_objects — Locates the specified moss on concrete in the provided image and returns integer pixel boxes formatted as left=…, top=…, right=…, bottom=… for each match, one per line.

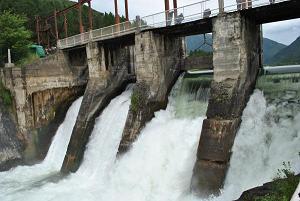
left=0, top=80, right=12, bottom=106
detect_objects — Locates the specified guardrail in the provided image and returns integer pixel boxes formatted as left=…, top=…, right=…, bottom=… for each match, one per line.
left=58, top=20, right=138, bottom=49
left=140, top=0, right=211, bottom=29
left=57, top=0, right=290, bottom=49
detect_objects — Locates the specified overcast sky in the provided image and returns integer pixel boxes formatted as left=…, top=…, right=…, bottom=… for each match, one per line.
left=87, top=0, right=299, bottom=45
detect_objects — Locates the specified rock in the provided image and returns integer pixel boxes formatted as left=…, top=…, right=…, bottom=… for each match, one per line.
left=0, top=100, right=23, bottom=171
left=236, top=174, right=300, bottom=201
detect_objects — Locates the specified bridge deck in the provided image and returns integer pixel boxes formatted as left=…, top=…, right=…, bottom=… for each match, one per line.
left=57, top=0, right=300, bottom=50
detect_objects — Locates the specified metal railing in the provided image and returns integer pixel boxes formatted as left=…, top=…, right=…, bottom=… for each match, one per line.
left=140, top=0, right=210, bottom=29
left=57, top=0, right=291, bottom=49
left=58, top=20, right=137, bottom=49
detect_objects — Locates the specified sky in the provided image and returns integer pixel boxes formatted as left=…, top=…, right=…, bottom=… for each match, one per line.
left=85, top=0, right=299, bottom=45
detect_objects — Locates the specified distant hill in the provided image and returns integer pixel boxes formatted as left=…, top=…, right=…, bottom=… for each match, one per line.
left=186, top=35, right=289, bottom=65
left=263, top=38, right=286, bottom=65
left=269, top=36, right=300, bottom=66
left=186, top=34, right=213, bottom=53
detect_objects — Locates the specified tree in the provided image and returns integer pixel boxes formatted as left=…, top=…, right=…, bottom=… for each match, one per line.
left=0, top=11, right=31, bottom=65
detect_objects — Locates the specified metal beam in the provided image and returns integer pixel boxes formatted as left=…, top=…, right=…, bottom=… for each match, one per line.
left=125, top=0, right=129, bottom=21
left=64, top=13, right=68, bottom=37
left=88, top=1, right=93, bottom=30
left=114, top=0, right=120, bottom=24
left=164, top=0, right=170, bottom=24
left=173, top=0, right=178, bottom=19
left=78, top=2, right=84, bottom=33
left=35, top=16, right=41, bottom=44
left=54, top=10, right=59, bottom=40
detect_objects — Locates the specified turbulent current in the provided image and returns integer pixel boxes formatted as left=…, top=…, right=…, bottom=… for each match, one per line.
left=0, top=74, right=299, bottom=201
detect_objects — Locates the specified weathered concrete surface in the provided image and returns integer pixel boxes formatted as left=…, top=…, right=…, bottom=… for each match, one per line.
left=192, top=12, right=261, bottom=197
left=118, top=31, right=185, bottom=153
left=61, top=41, right=135, bottom=173
left=0, top=51, right=87, bottom=164
left=182, top=55, right=213, bottom=71
left=24, top=87, right=84, bottom=162
left=0, top=99, right=23, bottom=171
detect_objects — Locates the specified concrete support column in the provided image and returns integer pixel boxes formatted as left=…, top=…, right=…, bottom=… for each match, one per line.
left=118, top=31, right=184, bottom=153
left=86, top=42, right=108, bottom=86
left=191, top=12, right=261, bottom=197
left=61, top=41, right=134, bottom=173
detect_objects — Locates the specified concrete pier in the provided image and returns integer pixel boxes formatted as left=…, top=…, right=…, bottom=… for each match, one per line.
left=118, top=31, right=185, bottom=153
left=61, top=41, right=135, bottom=173
left=191, top=12, right=261, bottom=197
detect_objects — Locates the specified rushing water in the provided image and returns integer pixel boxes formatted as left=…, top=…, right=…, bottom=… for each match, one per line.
left=0, top=74, right=299, bottom=201
left=0, top=96, right=83, bottom=199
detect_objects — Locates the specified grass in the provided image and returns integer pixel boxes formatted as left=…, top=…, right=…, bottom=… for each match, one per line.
left=131, top=90, right=140, bottom=113
left=188, top=49, right=212, bottom=57
left=254, top=162, right=299, bottom=201
left=16, top=52, right=40, bottom=67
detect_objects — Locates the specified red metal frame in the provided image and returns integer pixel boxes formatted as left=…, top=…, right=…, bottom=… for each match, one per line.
left=36, top=0, right=93, bottom=47
left=36, top=0, right=131, bottom=47
left=114, top=0, right=120, bottom=24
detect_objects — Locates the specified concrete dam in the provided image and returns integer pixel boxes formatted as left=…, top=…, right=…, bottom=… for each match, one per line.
left=0, top=0, right=299, bottom=200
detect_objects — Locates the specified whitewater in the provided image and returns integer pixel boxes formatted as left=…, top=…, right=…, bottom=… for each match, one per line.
left=0, top=78, right=299, bottom=201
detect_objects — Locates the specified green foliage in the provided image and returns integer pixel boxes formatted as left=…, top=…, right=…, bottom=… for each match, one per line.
left=254, top=161, right=299, bottom=201
left=274, top=161, right=295, bottom=180
left=0, top=0, right=125, bottom=47
left=131, top=90, right=140, bottom=113
left=0, top=11, right=32, bottom=65
left=17, top=52, right=39, bottom=66
left=188, top=49, right=212, bottom=57
left=0, top=81, right=12, bottom=106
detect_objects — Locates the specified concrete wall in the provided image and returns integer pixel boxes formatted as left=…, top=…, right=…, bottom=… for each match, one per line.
left=0, top=51, right=87, bottom=163
left=118, top=31, right=185, bottom=153
left=182, top=55, right=213, bottom=71
left=191, top=12, right=261, bottom=197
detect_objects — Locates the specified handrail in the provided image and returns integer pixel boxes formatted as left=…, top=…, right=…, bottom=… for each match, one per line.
left=141, top=0, right=209, bottom=19
left=57, top=0, right=292, bottom=49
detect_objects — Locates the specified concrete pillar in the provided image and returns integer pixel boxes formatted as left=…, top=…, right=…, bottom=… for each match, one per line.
left=191, top=12, right=261, bottom=197
left=86, top=42, right=108, bottom=85
left=8, top=49, right=11, bottom=64
left=5, top=49, right=15, bottom=68
left=61, top=42, right=134, bottom=173
left=118, top=31, right=184, bottom=153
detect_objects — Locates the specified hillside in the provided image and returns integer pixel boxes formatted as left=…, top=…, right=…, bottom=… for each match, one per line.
left=186, top=35, right=288, bottom=65
left=263, top=38, right=286, bottom=65
left=0, top=0, right=121, bottom=43
left=186, top=34, right=213, bottom=53
left=269, top=36, right=300, bottom=65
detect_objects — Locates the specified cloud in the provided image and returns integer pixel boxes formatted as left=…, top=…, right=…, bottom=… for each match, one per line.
left=263, top=19, right=300, bottom=45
